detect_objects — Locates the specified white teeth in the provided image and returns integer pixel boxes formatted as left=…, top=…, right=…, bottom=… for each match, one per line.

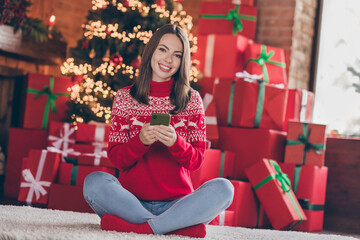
left=160, top=64, right=170, bottom=70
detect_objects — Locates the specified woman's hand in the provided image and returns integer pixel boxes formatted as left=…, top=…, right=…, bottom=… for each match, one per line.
left=153, top=125, right=177, bottom=147
left=139, top=123, right=157, bottom=146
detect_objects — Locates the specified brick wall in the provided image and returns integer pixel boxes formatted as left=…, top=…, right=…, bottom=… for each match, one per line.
left=26, top=0, right=317, bottom=89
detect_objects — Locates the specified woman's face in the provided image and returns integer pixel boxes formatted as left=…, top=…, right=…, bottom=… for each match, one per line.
left=151, top=33, right=183, bottom=82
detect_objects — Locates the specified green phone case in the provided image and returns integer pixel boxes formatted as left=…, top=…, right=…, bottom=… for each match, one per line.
left=150, top=113, right=170, bottom=126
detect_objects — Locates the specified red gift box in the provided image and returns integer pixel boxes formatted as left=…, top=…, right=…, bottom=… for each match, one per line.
left=191, top=149, right=235, bottom=189
left=198, top=2, right=257, bottom=38
left=47, top=121, right=76, bottom=161
left=4, top=128, right=48, bottom=198
left=18, top=149, right=61, bottom=205
left=279, top=163, right=328, bottom=232
left=283, top=89, right=314, bottom=131
left=284, top=121, right=326, bottom=166
left=245, top=159, right=307, bottom=230
left=47, top=184, right=93, bottom=213
left=19, top=73, right=72, bottom=130
left=214, top=78, right=288, bottom=130
left=56, top=163, right=116, bottom=186
left=77, top=155, right=114, bottom=168
left=244, top=42, right=287, bottom=87
left=65, top=143, right=108, bottom=160
left=203, top=95, right=219, bottom=148
left=229, top=180, right=270, bottom=228
left=75, top=122, right=111, bottom=143
left=218, top=126, right=286, bottom=179
left=193, top=35, right=249, bottom=78
left=209, top=210, right=235, bottom=226
left=222, top=0, right=254, bottom=6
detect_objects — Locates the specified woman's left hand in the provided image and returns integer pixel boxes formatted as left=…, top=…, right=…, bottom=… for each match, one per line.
left=154, top=125, right=177, bottom=147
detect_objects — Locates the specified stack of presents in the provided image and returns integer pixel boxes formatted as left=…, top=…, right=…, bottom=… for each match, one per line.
left=3, top=0, right=327, bottom=233
left=192, top=0, right=328, bottom=232
left=3, top=73, right=117, bottom=213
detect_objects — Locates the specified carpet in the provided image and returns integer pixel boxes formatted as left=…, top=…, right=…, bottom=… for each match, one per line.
left=0, top=205, right=357, bottom=240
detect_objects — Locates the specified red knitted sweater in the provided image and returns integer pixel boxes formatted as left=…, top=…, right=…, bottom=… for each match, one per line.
left=108, top=79, right=206, bottom=201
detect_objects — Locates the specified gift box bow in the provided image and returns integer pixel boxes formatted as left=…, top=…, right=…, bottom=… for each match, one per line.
left=201, top=4, right=257, bottom=35
left=26, top=76, right=71, bottom=129
left=244, top=45, right=286, bottom=83
left=48, top=123, right=76, bottom=150
left=286, top=123, right=326, bottom=165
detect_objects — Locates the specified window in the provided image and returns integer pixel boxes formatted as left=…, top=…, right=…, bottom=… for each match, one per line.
left=313, top=0, right=360, bottom=136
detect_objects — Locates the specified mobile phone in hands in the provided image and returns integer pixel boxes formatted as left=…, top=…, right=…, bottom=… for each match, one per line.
left=150, top=113, right=170, bottom=126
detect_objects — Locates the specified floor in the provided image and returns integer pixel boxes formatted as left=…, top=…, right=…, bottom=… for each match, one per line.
left=0, top=195, right=359, bottom=239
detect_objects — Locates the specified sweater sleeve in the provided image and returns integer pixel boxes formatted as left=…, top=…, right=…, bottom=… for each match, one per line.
left=168, top=90, right=206, bottom=171
left=107, top=88, right=149, bottom=170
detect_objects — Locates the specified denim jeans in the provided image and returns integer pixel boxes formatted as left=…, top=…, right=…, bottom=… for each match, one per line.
left=83, top=171, right=234, bottom=235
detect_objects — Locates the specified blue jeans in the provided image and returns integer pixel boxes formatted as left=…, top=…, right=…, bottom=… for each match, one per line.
left=83, top=171, right=234, bottom=235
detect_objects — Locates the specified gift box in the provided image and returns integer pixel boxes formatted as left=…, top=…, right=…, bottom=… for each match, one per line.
left=284, top=121, right=326, bottom=166
left=47, top=184, right=93, bottom=213
left=280, top=163, right=328, bottom=232
left=245, top=159, right=307, bottom=230
left=19, top=73, right=72, bottom=130
left=222, top=0, right=254, bottom=6
left=244, top=42, right=287, bottom=87
left=47, top=121, right=76, bottom=161
left=191, top=149, right=235, bottom=189
left=75, top=122, right=111, bottom=143
left=218, top=127, right=286, bottom=179
left=214, top=78, right=288, bottom=130
left=65, top=143, right=108, bottom=159
left=283, top=89, right=314, bottom=131
left=18, top=149, right=61, bottom=205
left=56, top=163, right=116, bottom=186
left=76, top=155, right=114, bottom=168
left=198, top=2, right=257, bottom=38
left=193, top=35, right=249, bottom=78
left=4, top=128, right=48, bottom=198
left=203, top=95, right=219, bottom=148
left=209, top=210, right=235, bottom=226
left=229, top=180, right=270, bottom=227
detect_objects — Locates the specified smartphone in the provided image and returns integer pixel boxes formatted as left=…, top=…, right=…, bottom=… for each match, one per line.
left=150, top=112, right=170, bottom=126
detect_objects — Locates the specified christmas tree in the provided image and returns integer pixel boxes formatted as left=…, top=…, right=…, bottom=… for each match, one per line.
left=61, top=0, right=200, bottom=125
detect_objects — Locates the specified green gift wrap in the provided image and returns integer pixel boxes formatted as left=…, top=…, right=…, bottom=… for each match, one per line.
left=20, top=73, right=72, bottom=130
left=245, top=159, right=307, bottom=230
left=198, top=2, right=257, bottom=38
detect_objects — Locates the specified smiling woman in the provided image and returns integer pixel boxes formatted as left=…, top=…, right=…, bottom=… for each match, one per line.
left=151, top=34, right=183, bottom=83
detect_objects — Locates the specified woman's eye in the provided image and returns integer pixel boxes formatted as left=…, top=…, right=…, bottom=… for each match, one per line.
left=175, top=54, right=182, bottom=59
left=159, top=47, right=166, bottom=52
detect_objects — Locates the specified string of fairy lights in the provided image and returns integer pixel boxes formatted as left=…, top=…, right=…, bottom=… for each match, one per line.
left=61, top=0, right=199, bottom=124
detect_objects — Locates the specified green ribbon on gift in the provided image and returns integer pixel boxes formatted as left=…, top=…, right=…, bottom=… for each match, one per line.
left=253, top=159, right=304, bottom=229
left=219, top=151, right=226, bottom=177
left=298, top=199, right=324, bottom=211
left=293, top=165, right=302, bottom=194
left=64, top=157, right=78, bottom=165
left=70, top=165, right=78, bottom=186
left=286, top=123, right=326, bottom=165
left=244, top=45, right=286, bottom=83
left=26, top=76, right=70, bottom=129
left=227, top=80, right=265, bottom=128
left=200, top=5, right=257, bottom=35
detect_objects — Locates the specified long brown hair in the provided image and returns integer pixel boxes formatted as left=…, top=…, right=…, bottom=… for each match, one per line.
left=130, top=24, right=191, bottom=114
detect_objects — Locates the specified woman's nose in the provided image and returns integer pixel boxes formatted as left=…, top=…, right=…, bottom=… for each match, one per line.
left=164, top=53, right=172, bottom=63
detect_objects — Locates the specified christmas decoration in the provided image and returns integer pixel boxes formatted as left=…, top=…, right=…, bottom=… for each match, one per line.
left=61, top=0, right=199, bottom=124
left=110, top=53, right=124, bottom=67
left=0, top=0, right=50, bottom=42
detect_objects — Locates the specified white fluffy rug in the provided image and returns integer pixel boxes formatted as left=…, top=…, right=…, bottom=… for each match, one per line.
left=0, top=205, right=357, bottom=240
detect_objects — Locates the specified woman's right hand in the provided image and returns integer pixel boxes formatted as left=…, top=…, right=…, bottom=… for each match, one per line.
left=139, top=123, right=157, bottom=146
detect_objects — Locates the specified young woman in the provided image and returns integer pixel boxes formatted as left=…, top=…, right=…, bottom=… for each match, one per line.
left=83, top=24, right=234, bottom=238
